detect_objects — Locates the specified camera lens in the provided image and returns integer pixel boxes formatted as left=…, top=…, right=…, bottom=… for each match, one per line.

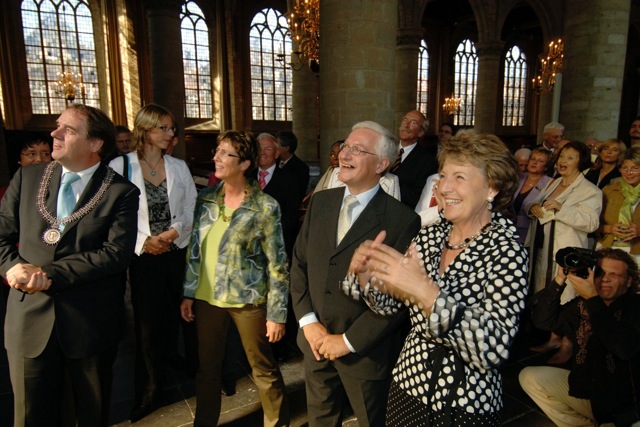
left=563, top=253, right=582, bottom=268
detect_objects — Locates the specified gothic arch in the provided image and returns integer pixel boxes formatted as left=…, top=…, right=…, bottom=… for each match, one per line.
left=398, top=0, right=429, bottom=30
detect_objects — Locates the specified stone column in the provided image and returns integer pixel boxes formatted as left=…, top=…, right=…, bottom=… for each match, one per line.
left=320, top=0, right=398, bottom=171
left=292, top=67, right=320, bottom=162
left=144, top=0, right=186, bottom=159
left=395, top=28, right=422, bottom=128
left=0, top=110, right=7, bottom=187
left=560, top=0, right=630, bottom=140
left=474, top=41, right=503, bottom=133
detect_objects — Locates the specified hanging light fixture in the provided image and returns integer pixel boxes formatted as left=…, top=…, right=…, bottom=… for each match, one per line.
left=443, top=95, right=462, bottom=115
left=279, top=0, right=319, bottom=72
left=55, top=70, right=85, bottom=102
left=54, top=6, right=85, bottom=104
left=532, top=38, right=563, bottom=95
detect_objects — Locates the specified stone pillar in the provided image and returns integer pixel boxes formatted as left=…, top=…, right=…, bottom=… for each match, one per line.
left=144, top=0, right=186, bottom=159
left=474, top=41, right=503, bottom=133
left=560, top=0, right=630, bottom=140
left=320, top=0, right=397, bottom=171
left=0, top=108, right=8, bottom=188
left=535, top=94, right=554, bottom=143
left=395, top=28, right=422, bottom=129
left=292, top=67, right=320, bottom=162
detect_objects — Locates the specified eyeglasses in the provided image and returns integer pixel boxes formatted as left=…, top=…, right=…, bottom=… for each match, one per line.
left=212, top=148, right=240, bottom=158
left=339, top=142, right=377, bottom=157
left=157, top=125, right=177, bottom=134
left=620, top=166, right=640, bottom=174
left=21, top=151, right=51, bottom=159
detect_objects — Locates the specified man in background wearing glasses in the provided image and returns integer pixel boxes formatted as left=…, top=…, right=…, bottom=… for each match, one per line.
left=291, top=121, right=420, bottom=426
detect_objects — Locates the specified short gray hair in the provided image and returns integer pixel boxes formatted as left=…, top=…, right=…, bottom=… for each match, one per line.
left=543, top=122, right=565, bottom=134
left=514, top=147, right=531, bottom=160
left=351, top=121, right=398, bottom=168
left=256, top=132, right=279, bottom=148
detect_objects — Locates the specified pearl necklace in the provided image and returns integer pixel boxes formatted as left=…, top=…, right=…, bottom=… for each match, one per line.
left=445, top=222, right=493, bottom=250
left=217, top=183, right=250, bottom=222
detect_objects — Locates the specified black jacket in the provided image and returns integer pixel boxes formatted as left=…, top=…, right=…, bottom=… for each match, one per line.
left=533, top=280, right=640, bottom=423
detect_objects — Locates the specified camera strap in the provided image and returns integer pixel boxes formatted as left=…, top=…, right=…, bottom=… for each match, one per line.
left=545, top=220, right=557, bottom=284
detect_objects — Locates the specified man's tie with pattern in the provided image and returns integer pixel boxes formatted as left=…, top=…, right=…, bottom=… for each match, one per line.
left=391, top=148, right=404, bottom=172
left=57, top=172, right=80, bottom=230
left=259, top=170, right=268, bottom=190
left=336, top=195, right=360, bottom=245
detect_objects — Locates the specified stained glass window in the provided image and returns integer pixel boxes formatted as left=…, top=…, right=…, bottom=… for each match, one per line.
left=249, top=8, right=291, bottom=121
left=503, top=45, right=527, bottom=127
left=453, top=39, right=478, bottom=126
left=181, top=1, right=213, bottom=119
left=21, top=0, right=99, bottom=114
left=417, top=39, right=429, bottom=117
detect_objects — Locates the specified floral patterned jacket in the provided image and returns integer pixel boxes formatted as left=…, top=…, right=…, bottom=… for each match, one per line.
left=182, top=180, right=289, bottom=323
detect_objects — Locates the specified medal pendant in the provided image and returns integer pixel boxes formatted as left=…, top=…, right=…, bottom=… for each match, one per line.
left=150, top=170, right=157, bottom=176
left=43, top=228, right=61, bottom=245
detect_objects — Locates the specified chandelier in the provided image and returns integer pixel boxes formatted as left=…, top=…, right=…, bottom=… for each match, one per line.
left=284, top=0, right=319, bottom=72
left=533, top=38, right=563, bottom=94
left=443, top=95, right=462, bottom=115
left=55, top=70, right=85, bottom=102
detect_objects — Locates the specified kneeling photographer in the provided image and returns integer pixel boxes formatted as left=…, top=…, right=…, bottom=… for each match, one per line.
left=520, top=247, right=640, bottom=426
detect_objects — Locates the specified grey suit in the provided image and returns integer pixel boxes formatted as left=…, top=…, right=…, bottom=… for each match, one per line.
left=290, top=187, right=420, bottom=426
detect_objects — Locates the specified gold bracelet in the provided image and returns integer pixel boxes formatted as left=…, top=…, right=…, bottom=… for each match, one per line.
left=141, top=236, right=151, bottom=253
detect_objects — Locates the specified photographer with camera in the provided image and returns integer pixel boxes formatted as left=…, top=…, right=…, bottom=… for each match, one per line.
left=519, top=247, right=640, bottom=426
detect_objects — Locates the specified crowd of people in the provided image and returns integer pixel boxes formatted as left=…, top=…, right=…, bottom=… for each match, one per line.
left=1, top=105, right=640, bottom=427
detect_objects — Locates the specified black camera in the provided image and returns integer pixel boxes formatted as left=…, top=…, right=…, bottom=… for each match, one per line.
left=555, top=247, right=601, bottom=279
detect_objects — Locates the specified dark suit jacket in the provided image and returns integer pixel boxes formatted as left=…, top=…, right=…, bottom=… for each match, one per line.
left=0, top=162, right=139, bottom=359
left=393, top=143, right=438, bottom=209
left=261, top=166, right=303, bottom=259
left=290, top=187, right=420, bottom=380
left=280, top=154, right=310, bottom=200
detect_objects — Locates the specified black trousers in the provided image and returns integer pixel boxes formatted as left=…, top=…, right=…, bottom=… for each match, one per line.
left=128, top=248, right=187, bottom=405
left=8, top=327, right=117, bottom=427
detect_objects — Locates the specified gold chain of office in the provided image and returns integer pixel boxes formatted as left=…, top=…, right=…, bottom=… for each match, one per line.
left=37, top=161, right=115, bottom=245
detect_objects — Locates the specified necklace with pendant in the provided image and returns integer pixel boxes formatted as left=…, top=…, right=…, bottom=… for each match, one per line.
left=445, top=222, right=493, bottom=250
left=37, top=161, right=115, bottom=245
left=524, top=175, right=541, bottom=189
left=217, top=183, right=250, bottom=222
left=142, top=156, right=163, bottom=176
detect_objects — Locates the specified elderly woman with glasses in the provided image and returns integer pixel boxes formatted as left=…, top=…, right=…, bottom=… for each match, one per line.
left=180, top=131, right=289, bottom=427
left=597, top=147, right=640, bottom=263
left=109, top=104, right=197, bottom=422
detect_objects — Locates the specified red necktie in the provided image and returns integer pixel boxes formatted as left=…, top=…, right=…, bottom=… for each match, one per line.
left=391, top=148, right=404, bottom=173
left=259, top=170, right=268, bottom=190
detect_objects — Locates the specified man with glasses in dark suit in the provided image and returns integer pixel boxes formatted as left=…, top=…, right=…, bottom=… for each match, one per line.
left=291, top=120, right=420, bottom=426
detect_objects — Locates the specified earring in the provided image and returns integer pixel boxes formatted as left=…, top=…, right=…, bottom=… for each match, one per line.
left=487, top=195, right=494, bottom=211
